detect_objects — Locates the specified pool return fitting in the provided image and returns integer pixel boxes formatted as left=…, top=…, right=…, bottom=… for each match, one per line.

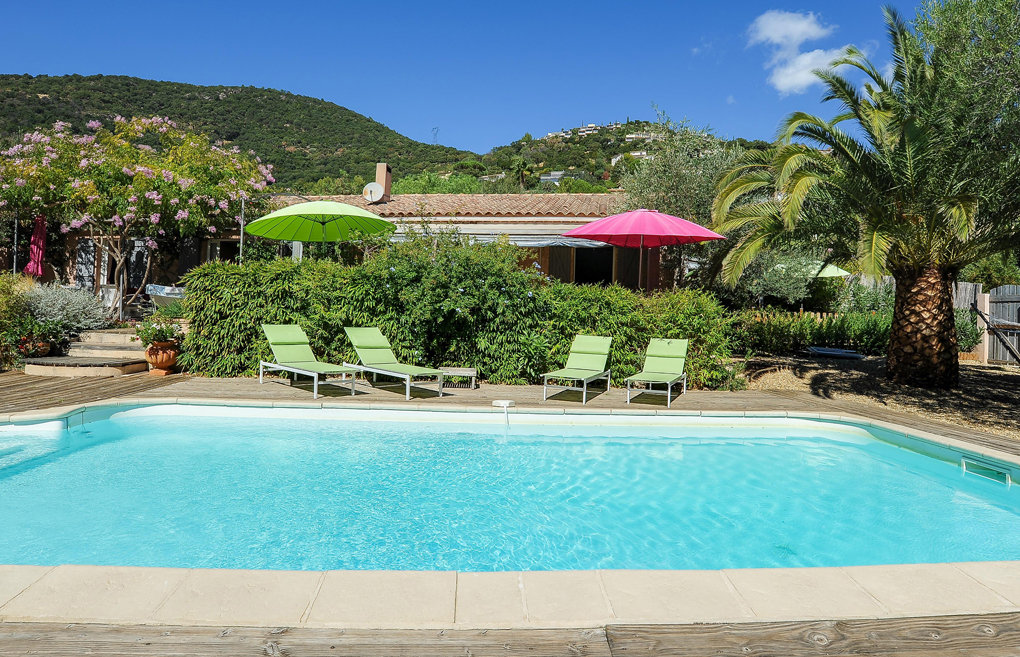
left=492, top=399, right=515, bottom=431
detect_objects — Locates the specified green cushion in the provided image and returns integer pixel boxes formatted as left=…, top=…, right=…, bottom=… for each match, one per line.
left=640, top=338, right=688, bottom=375
left=373, top=362, right=443, bottom=377
left=262, top=324, right=310, bottom=345
left=344, top=326, right=441, bottom=373
left=544, top=367, right=608, bottom=382
left=647, top=338, right=688, bottom=359
left=625, top=371, right=685, bottom=384
left=344, top=327, right=392, bottom=349
left=262, top=324, right=316, bottom=364
left=285, top=361, right=358, bottom=375
left=563, top=334, right=611, bottom=372
left=271, top=343, right=318, bottom=363
left=261, top=324, right=350, bottom=372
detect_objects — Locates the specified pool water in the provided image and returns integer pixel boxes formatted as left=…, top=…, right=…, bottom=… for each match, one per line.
left=1, top=406, right=1018, bottom=571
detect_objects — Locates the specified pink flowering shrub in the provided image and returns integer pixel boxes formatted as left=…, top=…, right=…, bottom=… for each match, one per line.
left=0, top=117, right=274, bottom=252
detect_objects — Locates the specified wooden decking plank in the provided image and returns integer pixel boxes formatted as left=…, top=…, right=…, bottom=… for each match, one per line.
left=0, top=623, right=611, bottom=656
left=0, top=372, right=184, bottom=415
left=606, top=612, right=1020, bottom=656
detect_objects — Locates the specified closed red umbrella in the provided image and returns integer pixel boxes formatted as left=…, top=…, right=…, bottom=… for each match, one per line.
left=563, top=209, right=724, bottom=288
left=23, top=215, right=46, bottom=277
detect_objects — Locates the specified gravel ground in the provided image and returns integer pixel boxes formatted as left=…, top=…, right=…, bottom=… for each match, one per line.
left=745, top=356, right=1020, bottom=441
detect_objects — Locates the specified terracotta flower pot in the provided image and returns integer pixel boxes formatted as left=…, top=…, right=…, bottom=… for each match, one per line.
left=145, top=341, right=180, bottom=375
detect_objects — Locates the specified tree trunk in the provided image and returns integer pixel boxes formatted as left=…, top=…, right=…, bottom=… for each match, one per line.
left=887, top=265, right=959, bottom=388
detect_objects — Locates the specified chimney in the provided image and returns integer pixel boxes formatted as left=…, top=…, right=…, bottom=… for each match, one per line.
left=376, top=163, right=392, bottom=202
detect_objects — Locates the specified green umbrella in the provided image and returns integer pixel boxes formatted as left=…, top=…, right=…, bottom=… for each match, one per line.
left=814, top=262, right=851, bottom=278
left=244, top=201, right=395, bottom=246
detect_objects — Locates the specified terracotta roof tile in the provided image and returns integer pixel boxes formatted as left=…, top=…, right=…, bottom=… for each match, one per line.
left=274, top=193, right=622, bottom=219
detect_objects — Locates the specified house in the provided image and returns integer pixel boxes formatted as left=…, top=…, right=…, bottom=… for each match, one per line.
left=538, top=171, right=566, bottom=185
left=274, top=165, right=665, bottom=289
left=610, top=151, right=652, bottom=166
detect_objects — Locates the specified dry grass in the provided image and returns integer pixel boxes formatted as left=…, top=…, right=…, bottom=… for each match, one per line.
left=745, top=356, right=1020, bottom=440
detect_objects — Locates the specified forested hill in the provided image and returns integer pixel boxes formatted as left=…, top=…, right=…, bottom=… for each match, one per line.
left=0, top=74, right=474, bottom=185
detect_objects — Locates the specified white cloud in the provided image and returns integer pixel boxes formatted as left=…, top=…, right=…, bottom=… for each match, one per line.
left=768, top=47, right=846, bottom=94
left=748, top=10, right=846, bottom=95
left=726, top=95, right=737, bottom=105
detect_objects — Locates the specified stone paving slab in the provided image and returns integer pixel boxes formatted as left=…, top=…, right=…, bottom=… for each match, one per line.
left=1, top=564, right=1019, bottom=629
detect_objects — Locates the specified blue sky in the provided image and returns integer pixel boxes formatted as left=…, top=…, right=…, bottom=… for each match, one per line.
left=6, top=1, right=919, bottom=154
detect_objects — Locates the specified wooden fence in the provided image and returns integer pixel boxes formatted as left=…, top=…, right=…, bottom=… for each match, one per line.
left=859, top=276, right=982, bottom=309
left=988, top=285, right=1020, bottom=364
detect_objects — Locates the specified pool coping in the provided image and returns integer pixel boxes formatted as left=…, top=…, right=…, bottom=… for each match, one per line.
left=1, top=398, right=1018, bottom=629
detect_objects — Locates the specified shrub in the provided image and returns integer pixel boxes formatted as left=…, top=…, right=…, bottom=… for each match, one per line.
left=7, top=316, right=62, bottom=357
left=179, top=258, right=307, bottom=377
left=24, top=283, right=108, bottom=338
left=0, top=274, right=31, bottom=370
left=180, top=235, right=740, bottom=388
left=956, top=309, right=983, bottom=353
left=539, top=282, right=645, bottom=381
left=151, top=299, right=185, bottom=320
left=835, top=282, right=895, bottom=313
left=642, top=290, right=740, bottom=389
left=732, top=310, right=892, bottom=356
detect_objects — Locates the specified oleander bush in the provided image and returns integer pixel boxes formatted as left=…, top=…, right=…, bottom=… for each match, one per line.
left=180, top=233, right=741, bottom=388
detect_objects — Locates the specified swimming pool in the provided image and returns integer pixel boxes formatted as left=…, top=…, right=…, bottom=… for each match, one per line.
left=1, top=404, right=1018, bottom=572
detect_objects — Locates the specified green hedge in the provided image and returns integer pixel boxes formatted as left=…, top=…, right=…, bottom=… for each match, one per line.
left=180, top=235, right=741, bottom=388
left=731, top=310, right=892, bottom=355
left=731, top=308, right=982, bottom=356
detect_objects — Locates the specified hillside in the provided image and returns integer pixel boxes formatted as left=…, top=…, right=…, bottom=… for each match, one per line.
left=0, top=74, right=473, bottom=185
left=480, top=122, right=771, bottom=188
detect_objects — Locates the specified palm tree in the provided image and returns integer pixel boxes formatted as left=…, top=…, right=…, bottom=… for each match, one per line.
left=711, top=8, right=1020, bottom=389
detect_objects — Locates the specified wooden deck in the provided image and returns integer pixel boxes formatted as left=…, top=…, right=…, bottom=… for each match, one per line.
left=2, top=613, right=1019, bottom=656
left=0, top=371, right=184, bottom=415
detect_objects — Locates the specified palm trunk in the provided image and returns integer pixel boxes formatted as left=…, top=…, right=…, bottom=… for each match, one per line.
left=887, top=265, right=959, bottom=388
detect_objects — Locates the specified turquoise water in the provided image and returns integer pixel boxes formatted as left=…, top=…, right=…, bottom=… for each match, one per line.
left=1, top=408, right=1018, bottom=571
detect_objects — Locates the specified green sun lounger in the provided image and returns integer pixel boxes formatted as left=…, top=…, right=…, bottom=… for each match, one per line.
left=542, top=334, right=612, bottom=404
left=625, top=338, right=688, bottom=407
left=343, top=327, right=444, bottom=400
left=259, top=324, right=357, bottom=398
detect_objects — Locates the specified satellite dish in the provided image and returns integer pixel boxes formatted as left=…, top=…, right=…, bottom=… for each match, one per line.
left=363, top=182, right=384, bottom=203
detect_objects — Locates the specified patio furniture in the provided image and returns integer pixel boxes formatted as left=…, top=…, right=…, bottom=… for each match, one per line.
left=441, top=366, right=478, bottom=389
left=343, top=327, right=444, bottom=400
left=625, top=338, right=688, bottom=407
left=259, top=324, right=357, bottom=399
left=542, top=334, right=612, bottom=404
left=145, top=284, right=186, bottom=309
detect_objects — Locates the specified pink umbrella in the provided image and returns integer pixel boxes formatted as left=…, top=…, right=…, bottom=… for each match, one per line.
left=563, top=209, right=724, bottom=288
left=23, top=215, right=46, bottom=278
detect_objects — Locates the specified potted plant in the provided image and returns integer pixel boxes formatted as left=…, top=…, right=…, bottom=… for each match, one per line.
left=12, top=318, right=60, bottom=358
left=134, top=320, right=184, bottom=375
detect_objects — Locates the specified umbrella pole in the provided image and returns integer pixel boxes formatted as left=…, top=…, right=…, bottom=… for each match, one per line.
left=638, top=235, right=644, bottom=291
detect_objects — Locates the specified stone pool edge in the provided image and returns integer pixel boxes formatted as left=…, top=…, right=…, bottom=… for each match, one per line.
left=1, top=398, right=1018, bottom=629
